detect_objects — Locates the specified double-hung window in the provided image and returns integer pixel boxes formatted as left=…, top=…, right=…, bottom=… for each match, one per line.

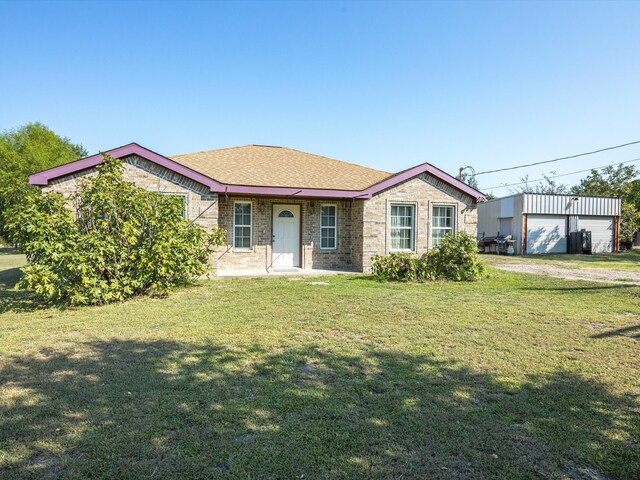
left=233, top=202, right=252, bottom=249
left=320, top=205, right=337, bottom=249
left=390, top=204, right=415, bottom=251
left=432, top=205, right=455, bottom=246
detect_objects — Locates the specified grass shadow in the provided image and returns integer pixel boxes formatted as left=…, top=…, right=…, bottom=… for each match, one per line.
left=522, top=285, right=638, bottom=292
left=591, top=324, right=640, bottom=340
left=0, top=267, right=22, bottom=290
left=0, top=265, right=45, bottom=314
left=0, top=340, right=637, bottom=479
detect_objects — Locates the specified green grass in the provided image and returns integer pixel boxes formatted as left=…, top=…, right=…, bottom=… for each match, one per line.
left=485, top=247, right=640, bottom=273
left=0, top=248, right=28, bottom=314
left=0, top=252, right=638, bottom=479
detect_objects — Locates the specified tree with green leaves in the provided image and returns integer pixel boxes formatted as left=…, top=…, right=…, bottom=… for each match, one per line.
left=619, top=202, right=640, bottom=245
left=627, top=179, right=640, bottom=212
left=0, top=122, right=87, bottom=240
left=571, top=164, right=640, bottom=247
left=4, top=155, right=225, bottom=305
left=570, top=164, right=638, bottom=198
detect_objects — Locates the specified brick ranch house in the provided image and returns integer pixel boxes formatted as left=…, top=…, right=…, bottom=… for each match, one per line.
left=29, top=143, right=484, bottom=273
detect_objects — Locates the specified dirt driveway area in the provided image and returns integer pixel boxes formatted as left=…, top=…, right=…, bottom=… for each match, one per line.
left=486, top=256, right=640, bottom=285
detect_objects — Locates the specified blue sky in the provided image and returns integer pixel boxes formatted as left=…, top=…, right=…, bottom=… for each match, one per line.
left=1, top=0, right=640, bottom=195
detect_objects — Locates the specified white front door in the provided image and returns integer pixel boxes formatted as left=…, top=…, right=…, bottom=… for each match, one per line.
left=272, top=205, right=300, bottom=268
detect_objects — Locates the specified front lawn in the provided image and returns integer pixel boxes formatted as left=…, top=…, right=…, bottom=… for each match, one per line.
left=0, top=255, right=638, bottom=479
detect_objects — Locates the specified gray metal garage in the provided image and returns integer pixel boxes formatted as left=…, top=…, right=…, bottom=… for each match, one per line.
left=477, top=193, right=621, bottom=255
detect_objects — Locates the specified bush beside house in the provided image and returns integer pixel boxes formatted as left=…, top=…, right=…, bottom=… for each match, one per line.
left=371, top=232, right=484, bottom=282
left=4, top=155, right=225, bottom=305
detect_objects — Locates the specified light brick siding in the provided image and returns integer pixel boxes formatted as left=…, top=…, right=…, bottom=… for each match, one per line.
left=361, top=174, right=477, bottom=272
left=40, top=158, right=477, bottom=274
left=42, top=154, right=219, bottom=232
left=350, top=200, right=365, bottom=272
left=215, top=172, right=477, bottom=273
left=216, top=197, right=359, bottom=271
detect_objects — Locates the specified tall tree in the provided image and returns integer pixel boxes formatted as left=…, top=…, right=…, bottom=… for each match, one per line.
left=627, top=179, right=640, bottom=211
left=571, top=164, right=640, bottom=246
left=570, top=164, right=638, bottom=198
left=0, top=122, right=86, bottom=239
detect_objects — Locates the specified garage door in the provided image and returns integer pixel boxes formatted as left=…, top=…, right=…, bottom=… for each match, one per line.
left=527, top=215, right=567, bottom=254
left=578, top=216, right=614, bottom=253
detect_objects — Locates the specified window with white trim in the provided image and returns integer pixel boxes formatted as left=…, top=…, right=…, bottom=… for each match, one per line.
left=390, top=204, right=415, bottom=251
left=320, top=205, right=337, bottom=249
left=432, top=205, right=455, bottom=247
left=233, top=202, right=252, bottom=249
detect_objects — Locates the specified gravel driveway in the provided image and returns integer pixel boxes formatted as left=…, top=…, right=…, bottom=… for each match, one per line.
left=490, top=260, right=640, bottom=285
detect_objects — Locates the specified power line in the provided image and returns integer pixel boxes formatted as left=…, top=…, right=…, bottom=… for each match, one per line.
left=474, top=140, right=640, bottom=176
left=480, top=157, right=640, bottom=191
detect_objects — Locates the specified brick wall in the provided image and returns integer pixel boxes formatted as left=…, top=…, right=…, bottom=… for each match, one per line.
left=350, top=200, right=365, bottom=272
left=42, top=154, right=219, bottom=233
left=40, top=158, right=477, bottom=274
left=216, top=197, right=359, bottom=271
left=361, top=174, right=478, bottom=272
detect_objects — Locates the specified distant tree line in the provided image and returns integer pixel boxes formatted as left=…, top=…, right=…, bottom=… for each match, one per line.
left=0, top=122, right=86, bottom=242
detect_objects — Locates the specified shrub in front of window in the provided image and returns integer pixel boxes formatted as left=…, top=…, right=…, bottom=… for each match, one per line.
left=371, top=232, right=483, bottom=282
left=4, top=154, right=226, bottom=305
left=371, top=252, right=435, bottom=282
left=372, top=252, right=415, bottom=281
left=428, top=232, right=484, bottom=281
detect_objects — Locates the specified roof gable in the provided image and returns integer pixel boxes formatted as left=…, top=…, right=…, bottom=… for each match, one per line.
left=29, top=143, right=224, bottom=191
left=362, top=162, right=484, bottom=200
left=29, top=143, right=484, bottom=201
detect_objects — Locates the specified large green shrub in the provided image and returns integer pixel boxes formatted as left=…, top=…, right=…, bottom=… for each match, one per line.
left=371, top=252, right=432, bottom=282
left=3, top=155, right=225, bottom=305
left=371, top=232, right=484, bottom=282
left=428, top=232, right=485, bottom=281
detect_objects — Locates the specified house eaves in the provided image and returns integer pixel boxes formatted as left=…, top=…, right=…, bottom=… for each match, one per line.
left=29, top=143, right=485, bottom=201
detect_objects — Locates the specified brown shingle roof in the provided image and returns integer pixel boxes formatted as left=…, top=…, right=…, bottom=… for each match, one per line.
left=170, top=145, right=391, bottom=191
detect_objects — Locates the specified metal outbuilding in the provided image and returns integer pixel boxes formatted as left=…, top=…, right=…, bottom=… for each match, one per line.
left=477, top=193, right=621, bottom=255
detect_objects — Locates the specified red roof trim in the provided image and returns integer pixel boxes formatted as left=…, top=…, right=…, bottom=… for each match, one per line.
left=29, top=143, right=484, bottom=201
left=362, top=162, right=485, bottom=200
left=29, top=143, right=226, bottom=190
